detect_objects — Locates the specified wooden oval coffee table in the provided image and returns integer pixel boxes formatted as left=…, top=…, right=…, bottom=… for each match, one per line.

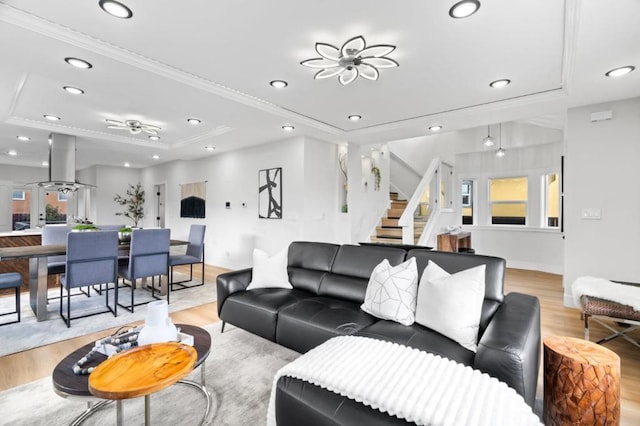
left=89, top=342, right=196, bottom=425
left=52, top=324, right=212, bottom=425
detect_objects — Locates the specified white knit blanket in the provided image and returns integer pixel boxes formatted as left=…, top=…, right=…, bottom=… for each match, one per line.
left=267, top=336, right=541, bottom=426
left=572, top=276, right=640, bottom=311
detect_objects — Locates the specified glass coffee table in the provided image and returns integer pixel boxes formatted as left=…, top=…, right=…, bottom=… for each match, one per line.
left=52, top=323, right=212, bottom=425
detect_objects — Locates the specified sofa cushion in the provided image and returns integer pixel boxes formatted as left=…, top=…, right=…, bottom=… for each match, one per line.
left=361, top=258, right=419, bottom=326
left=319, top=245, right=407, bottom=303
left=246, top=248, right=292, bottom=290
left=355, top=320, right=475, bottom=366
left=415, top=261, right=485, bottom=352
left=287, top=241, right=340, bottom=294
left=408, top=249, right=505, bottom=303
left=275, top=376, right=411, bottom=426
left=276, top=297, right=378, bottom=353
left=220, top=288, right=314, bottom=341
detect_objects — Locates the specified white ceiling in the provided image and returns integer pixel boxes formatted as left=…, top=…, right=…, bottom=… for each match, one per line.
left=0, top=0, right=638, bottom=170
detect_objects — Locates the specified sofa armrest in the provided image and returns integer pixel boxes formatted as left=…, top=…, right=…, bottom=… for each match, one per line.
left=474, top=292, right=541, bottom=407
left=216, top=268, right=252, bottom=316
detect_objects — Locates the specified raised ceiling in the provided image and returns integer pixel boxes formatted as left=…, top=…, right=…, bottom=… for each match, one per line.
left=0, top=0, right=638, bottom=170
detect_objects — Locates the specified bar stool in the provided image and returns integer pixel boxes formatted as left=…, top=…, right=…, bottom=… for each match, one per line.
left=0, top=272, right=21, bottom=325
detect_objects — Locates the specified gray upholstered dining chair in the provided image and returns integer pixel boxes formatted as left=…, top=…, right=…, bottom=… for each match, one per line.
left=60, top=230, right=119, bottom=327
left=118, top=228, right=170, bottom=312
left=42, top=224, right=93, bottom=301
left=169, top=224, right=206, bottom=291
left=41, top=224, right=72, bottom=277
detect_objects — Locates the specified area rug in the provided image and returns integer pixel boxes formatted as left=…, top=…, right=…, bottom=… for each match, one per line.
left=0, top=322, right=299, bottom=425
left=0, top=272, right=216, bottom=357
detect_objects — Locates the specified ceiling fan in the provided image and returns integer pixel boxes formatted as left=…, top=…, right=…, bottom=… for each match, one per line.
left=105, top=119, right=161, bottom=135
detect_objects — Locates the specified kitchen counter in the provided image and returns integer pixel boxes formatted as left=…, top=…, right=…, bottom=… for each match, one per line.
left=0, top=231, right=52, bottom=294
left=0, top=229, right=43, bottom=237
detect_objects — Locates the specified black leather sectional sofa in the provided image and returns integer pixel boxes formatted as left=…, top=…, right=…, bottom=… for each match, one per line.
left=216, top=242, right=541, bottom=424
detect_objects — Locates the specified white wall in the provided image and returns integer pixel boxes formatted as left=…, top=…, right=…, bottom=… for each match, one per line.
left=388, top=123, right=565, bottom=273
left=302, top=137, right=340, bottom=242
left=139, top=136, right=345, bottom=270
left=563, top=97, right=640, bottom=306
left=456, top=141, right=564, bottom=273
left=0, top=164, right=47, bottom=184
left=77, top=166, right=142, bottom=227
left=346, top=143, right=390, bottom=243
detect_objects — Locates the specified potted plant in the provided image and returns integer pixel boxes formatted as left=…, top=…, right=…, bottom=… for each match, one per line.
left=72, top=224, right=99, bottom=232
left=118, top=226, right=133, bottom=243
left=114, top=183, right=145, bottom=228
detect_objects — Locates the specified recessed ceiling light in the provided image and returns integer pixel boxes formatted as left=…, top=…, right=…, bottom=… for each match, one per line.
left=282, top=125, right=295, bottom=131
left=605, top=66, right=635, bottom=77
left=99, top=0, right=133, bottom=19
left=490, top=79, right=511, bottom=88
left=124, top=162, right=130, bottom=167
left=270, top=80, right=288, bottom=89
left=42, top=161, right=48, bottom=167
left=152, top=155, right=160, bottom=160
left=17, top=136, right=30, bottom=141
left=429, top=125, right=442, bottom=131
left=44, top=115, right=61, bottom=121
left=204, top=145, right=216, bottom=151
left=8, top=150, right=17, bottom=156
left=449, top=0, right=481, bottom=18
left=149, top=135, right=160, bottom=141
left=64, top=57, right=92, bottom=69
left=348, top=115, right=362, bottom=121
left=187, top=118, right=201, bottom=125
left=63, top=86, right=84, bottom=95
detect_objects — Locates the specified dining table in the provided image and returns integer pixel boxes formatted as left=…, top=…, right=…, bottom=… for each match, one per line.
left=0, top=239, right=188, bottom=322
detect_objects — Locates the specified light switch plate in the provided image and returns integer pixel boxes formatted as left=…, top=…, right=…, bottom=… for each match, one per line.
left=581, top=208, right=601, bottom=220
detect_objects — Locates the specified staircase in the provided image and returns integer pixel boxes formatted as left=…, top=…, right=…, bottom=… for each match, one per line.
left=371, top=192, right=426, bottom=245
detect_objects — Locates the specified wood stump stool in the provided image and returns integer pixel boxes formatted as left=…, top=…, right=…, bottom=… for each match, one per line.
left=544, top=336, right=620, bottom=425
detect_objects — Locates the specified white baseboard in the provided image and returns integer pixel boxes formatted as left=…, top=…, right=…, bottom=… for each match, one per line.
left=506, top=260, right=563, bottom=275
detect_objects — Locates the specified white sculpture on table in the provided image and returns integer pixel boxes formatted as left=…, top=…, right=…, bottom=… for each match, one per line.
left=138, top=300, right=178, bottom=345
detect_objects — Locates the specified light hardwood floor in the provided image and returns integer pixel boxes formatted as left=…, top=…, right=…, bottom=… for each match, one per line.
left=1, top=267, right=638, bottom=424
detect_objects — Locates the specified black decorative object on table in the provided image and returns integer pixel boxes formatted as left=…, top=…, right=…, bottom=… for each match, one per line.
left=71, top=327, right=140, bottom=375
left=259, top=167, right=282, bottom=219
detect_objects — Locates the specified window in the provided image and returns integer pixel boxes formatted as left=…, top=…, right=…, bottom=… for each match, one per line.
left=45, top=191, right=67, bottom=224
left=461, top=180, right=473, bottom=225
left=12, top=189, right=30, bottom=230
left=489, top=177, right=528, bottom=225
left=543, top=173, right=560, bottom=227
left=58, top=192, right=70, bottom=202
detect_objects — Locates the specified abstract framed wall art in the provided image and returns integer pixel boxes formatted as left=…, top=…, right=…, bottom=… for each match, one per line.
left=180, top=181, right=206, bottom=218
left=258, top=167, right=282, bottom=219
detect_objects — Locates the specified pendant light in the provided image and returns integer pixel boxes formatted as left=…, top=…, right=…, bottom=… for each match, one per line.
left=496, top=123, right=506, bottom=157
left=483, top=125, right=494, bottom=147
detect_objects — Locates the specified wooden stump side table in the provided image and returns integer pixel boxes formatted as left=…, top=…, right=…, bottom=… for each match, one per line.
left=543, top=336, right=620, bottom=426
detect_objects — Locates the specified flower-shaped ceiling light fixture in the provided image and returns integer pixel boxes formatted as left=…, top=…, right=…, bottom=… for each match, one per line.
left=301, top=35, right=398, bottom=85
left=106, top=119, right=161, bottom=136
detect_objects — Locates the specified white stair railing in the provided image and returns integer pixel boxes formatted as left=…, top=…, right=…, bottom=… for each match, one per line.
left=398, top=157, right=440, bottom=244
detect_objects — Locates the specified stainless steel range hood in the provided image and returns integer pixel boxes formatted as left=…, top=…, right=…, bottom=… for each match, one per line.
left=29, top=133, right=95, bottom=193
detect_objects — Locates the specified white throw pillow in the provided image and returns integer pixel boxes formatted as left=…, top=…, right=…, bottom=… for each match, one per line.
left=360, top=257, right=419, bottom=326
left=246, top=248, right=293, bottom=290
left=415, top=260, right=486, bottom=352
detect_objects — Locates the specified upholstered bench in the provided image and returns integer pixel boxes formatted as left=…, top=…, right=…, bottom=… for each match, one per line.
left=0, top=272, right=21, bottom=325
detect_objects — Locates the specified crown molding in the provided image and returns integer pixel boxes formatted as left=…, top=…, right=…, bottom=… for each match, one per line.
left=560, top=0, right=580, bottom=95
left=348, top=87, right=569, bottom=139
left=0, top=4, right=344, bottom=138
left=5, top=115, right=171, bottom=149
left=169, top=126, right=236, bottom=149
